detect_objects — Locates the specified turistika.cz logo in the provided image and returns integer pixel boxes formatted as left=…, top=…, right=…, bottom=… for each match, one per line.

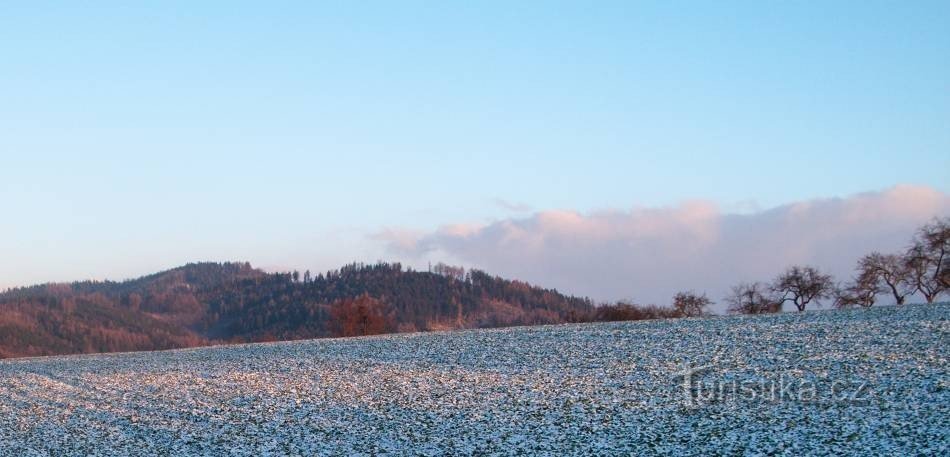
left=673, top=363, right=872, bottom=407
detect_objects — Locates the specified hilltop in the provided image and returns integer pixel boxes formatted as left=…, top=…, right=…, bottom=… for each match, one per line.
left=0, top=262, right=594, bottom=358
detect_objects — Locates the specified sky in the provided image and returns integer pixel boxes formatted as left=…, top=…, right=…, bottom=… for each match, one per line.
left=2, top=2, right=949, bottom=305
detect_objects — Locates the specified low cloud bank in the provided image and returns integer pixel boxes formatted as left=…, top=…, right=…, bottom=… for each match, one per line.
left=379, top=186, right=950, bottom=310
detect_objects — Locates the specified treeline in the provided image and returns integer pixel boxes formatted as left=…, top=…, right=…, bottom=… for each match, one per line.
left=722, top=217, right=949, bottom=314
left=537, top=217, right=948, bottom=319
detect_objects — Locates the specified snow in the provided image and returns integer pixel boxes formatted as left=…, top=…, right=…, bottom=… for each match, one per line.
left=0, top=304, right=947, bottom=455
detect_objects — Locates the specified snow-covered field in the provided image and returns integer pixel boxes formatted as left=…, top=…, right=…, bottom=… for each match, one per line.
left=0, top=304, right=947, bottom=456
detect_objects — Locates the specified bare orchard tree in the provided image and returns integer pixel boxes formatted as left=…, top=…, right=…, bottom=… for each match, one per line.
left=771, top=265, right=834, bottom=312
left=672, top=291, right=713, bottom=317
left=905, top=243, right=946, bottom=304
left=832, top=286, right=859, bottom=309
left=834, top=269, right=883, bottom=309
left=856, top=252, right=914, bottom=305
left=911, top=217, right=949, bottom=291
left=725, top=282, right=780, bottom=315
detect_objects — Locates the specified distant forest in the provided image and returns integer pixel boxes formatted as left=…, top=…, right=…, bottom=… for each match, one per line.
left=0, top=262, right=610, bottom=358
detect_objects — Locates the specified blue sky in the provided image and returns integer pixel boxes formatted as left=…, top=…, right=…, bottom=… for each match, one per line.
left=2, top=2, right=948, bottom=296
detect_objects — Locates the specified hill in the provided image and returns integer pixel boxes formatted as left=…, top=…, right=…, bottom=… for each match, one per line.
left=0, top=262, right=594, bottom=358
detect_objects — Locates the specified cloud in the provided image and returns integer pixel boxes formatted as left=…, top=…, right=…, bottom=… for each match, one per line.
left=372, top=228, right=426, bottom=254
left=492, top=198, right=533, bottom=213
left=377, top=185, right=950, bottom=310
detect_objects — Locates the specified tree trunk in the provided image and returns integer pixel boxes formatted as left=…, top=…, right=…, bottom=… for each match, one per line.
left=889, top=284, right=905, bottom=305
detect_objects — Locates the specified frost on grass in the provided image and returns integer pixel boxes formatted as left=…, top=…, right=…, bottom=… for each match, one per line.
left=0, top=304, right=947, bottom=456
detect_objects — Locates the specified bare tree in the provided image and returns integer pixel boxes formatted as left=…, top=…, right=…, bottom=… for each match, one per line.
left=772, top=265, right=834, bottom=312
left=433, top=262, right=466, bottom=281
left=905, top=244, right=945, bottom=304
left=725, top=282, right=780, bottom=314
left=857, top=252, right=914, bottom=305
left=832, top=287, right=859, bottom=309
left=672, top=291, right=713, bottom=317
left=908, top=217, right=949, bottom=296
left=834, top=269, right=883, bottom=309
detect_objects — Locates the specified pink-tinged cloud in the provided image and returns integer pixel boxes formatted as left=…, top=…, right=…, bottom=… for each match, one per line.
left=379, top=185, right=950, bottom=310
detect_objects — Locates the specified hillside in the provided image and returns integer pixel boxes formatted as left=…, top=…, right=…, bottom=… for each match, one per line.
left=0, top=304, right=944, bottom=454
left=0, top=262, right=594, bottom=358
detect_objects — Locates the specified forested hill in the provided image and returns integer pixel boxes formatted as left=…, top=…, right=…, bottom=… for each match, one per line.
left=0, top=262, right=594, bottom=358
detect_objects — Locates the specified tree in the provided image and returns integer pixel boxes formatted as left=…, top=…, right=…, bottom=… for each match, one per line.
left=920, top=217, right=950, bottom=287
left=905, top=217, right=949, bottom=303
left=725, top=282, right=780, bottom=314
left=834, top=269, right=883, bottom=309
left=772, top=266, right=834, bottom=312
left=672, top=291, right=712, bottom=317
left=433, top=262, right=465, bottom=281
left=906, top=245, right=945, bottom=304
left=125, top=293, right=143, bottom=311
left=593, top=301, right=679, bottom=321
left=857, top=252, right=913, bottom=305
left=329, top=294, right=393, bottom=337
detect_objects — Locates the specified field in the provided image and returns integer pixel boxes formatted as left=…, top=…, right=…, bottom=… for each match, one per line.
left=0, top=304, right=947, bottom=456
